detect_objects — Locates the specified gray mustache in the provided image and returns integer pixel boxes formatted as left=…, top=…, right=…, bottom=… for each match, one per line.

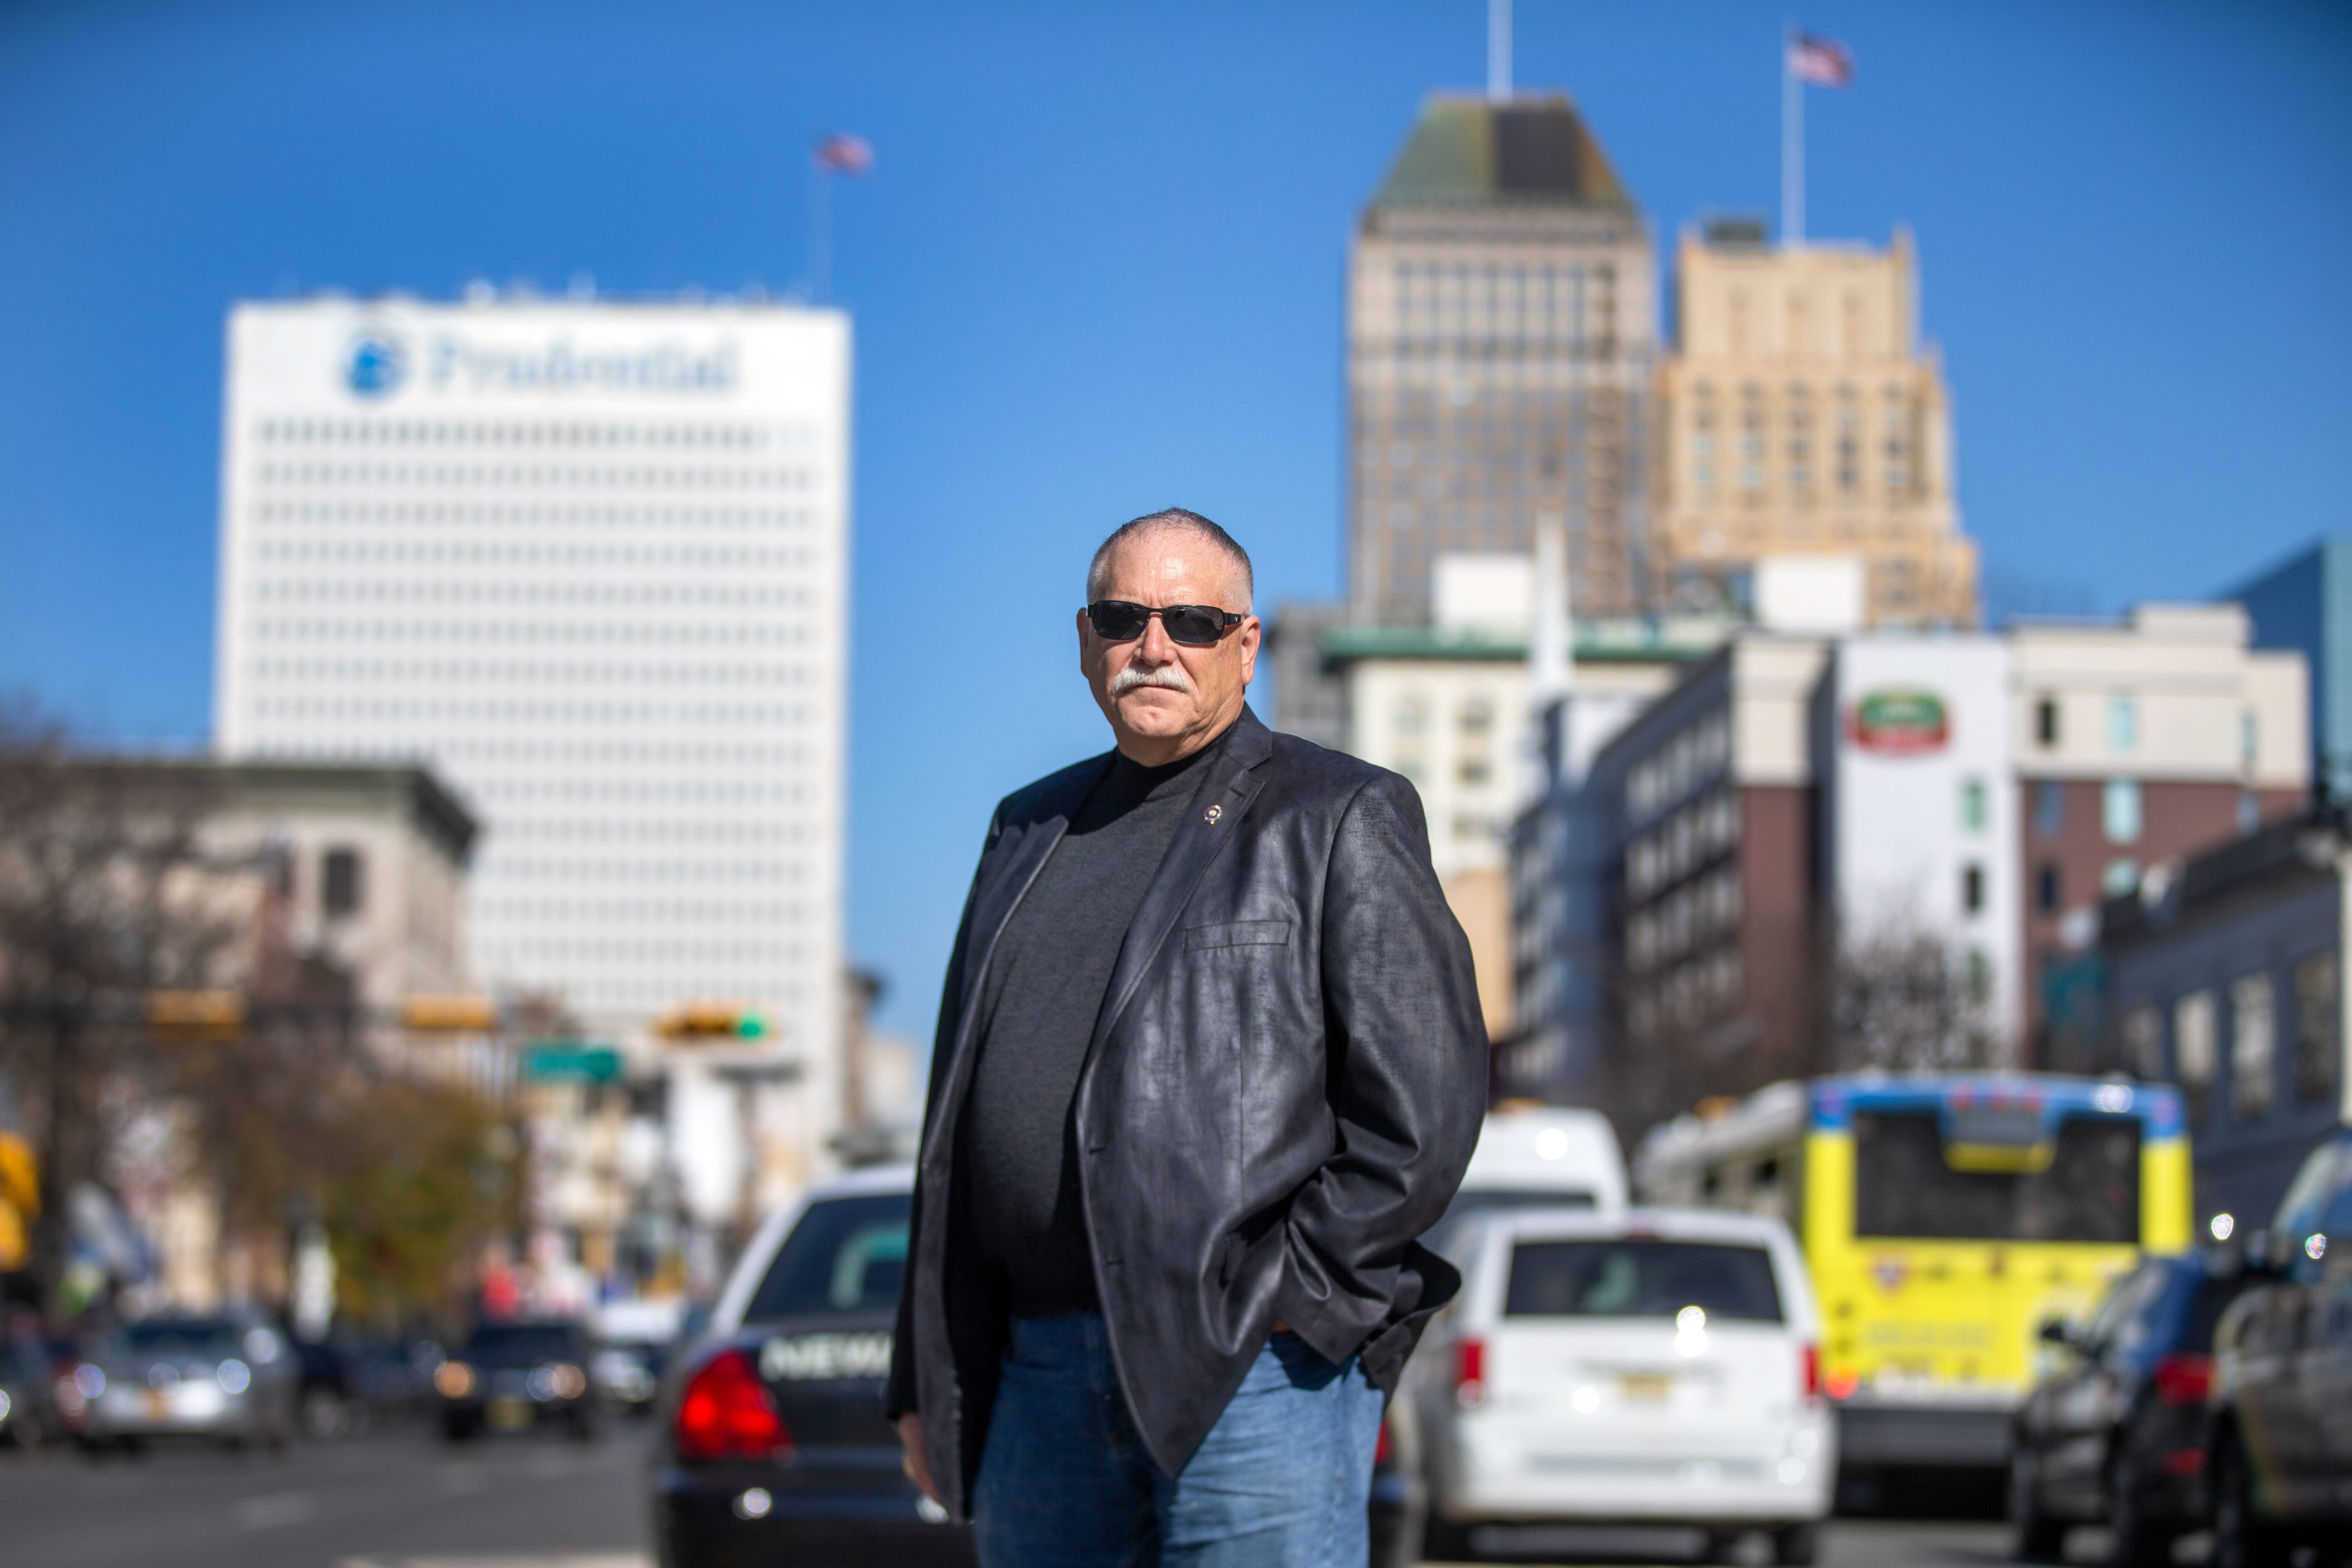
left=1108, top=664, right=1194, bottom=696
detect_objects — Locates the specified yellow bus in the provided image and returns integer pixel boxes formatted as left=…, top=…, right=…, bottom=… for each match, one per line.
left=1635, top=1073, right=2191, bottom=1478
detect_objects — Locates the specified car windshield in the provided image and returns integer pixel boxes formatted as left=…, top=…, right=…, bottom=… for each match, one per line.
left=120, top=1320, right=241, bottom=1357
left=1853, top=1111, right=2140, bottom=1243
left=744, top=1194, right=910, bottom=1323
left=464, top=1324, right=579, bottom=1361
left=1505, top=1239, right=1784, bottom=1323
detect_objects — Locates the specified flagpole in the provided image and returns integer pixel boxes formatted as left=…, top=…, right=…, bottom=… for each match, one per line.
left=811, top=166, right=832, bottom=302
left=1782, top=22, right=1803, bottom=248
left=1488, top=0, right=1512, bottom=102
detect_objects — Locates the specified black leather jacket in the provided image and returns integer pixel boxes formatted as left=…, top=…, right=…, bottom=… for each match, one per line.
left=886, top=706, right=1488, bottom=1514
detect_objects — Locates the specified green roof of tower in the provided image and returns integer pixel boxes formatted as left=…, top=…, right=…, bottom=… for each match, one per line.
left=1371, top=93, right=1634, bottom=211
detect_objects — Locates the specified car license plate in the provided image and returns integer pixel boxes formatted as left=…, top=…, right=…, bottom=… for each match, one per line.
left=1618, top=1373, right=1672, bottom=1404
left=488, top=1398, right=532, bottom=1431
left=147, top=1389, right=171, bottom=1419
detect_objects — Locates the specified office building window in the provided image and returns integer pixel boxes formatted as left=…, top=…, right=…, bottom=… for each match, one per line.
left=2035, top=698, right=2059, bottom=748
left=1961, top=862, right=1984, bottom=916
left=323, top=847, right=364, bottom=918
left=2238, top=790, right=2259, bottom=835
left=2230, top=972, right=2276, bottom=1122
left=2103, top=858, right=2140, bottom=897
left=2175, top=990, right=2217, bottom=1125
left=2036, top=863, right=2060, bottom=913
left=2033, top=780, right=2064, bottom=837
left=2102, top=778, right=2142, bottom=844
left=2293, top=952, right=2339, bottom=1104
left=2241, top=710, right=2258, bottom=769
left=2107, top=696, right=2137, bottom=753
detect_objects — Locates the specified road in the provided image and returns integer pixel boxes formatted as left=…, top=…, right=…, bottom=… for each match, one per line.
left=0, top=1426, right=2166, bottom=1568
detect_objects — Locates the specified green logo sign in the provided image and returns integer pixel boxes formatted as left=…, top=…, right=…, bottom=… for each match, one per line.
left=1848, top=688, right=1949, bottom=755
left=521, top=1042, right=623, bottom=1083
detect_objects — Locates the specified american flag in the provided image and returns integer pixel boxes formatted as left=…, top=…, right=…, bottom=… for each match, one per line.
left=812, top=133, right=874, bottom=175
left=1788, top=32, right=1854, bottom=88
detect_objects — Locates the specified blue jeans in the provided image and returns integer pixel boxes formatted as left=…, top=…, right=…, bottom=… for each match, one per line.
left=972, top=1311, right=1384, bottom=1568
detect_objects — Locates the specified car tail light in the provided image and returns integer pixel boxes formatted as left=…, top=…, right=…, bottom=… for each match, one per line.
left=1799, top=1343, right=1821, bottom=1402
left=1375, top=1416, right=1393, bottom=1467
left=676, top=1349, right=792, bottom=1460
left=2151, top=1353, right=2212, bottom=1406
left=1455, top=1338, right=1486, bottom=1409
left=2162, top=1448, right=2207, bottom=1478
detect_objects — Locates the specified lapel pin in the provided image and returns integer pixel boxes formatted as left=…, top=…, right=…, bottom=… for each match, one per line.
left=1204, top=804, right=1223, bottom=824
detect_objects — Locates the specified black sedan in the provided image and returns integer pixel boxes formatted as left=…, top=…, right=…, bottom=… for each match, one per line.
left=2009, top=1248, right=2263, bottom=1566
left=653, top=1166, right=967, bottom=1567
left=434, top=1319, right=600, bottom=1442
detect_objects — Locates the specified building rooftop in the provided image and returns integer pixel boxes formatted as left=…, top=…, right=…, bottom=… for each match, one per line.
left=1370, top=93, right=1633, bottom=212
left=1319, top=617, right=1729, bottom=670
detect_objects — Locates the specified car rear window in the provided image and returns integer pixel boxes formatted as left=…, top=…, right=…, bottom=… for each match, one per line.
left=1505, top=1239, right=1784, bottom=1323
left=744, top=1194, right=911, bottom=1323
left=1853, top=1111, right=2140, bottom=1244
left=465, top=1324, right=581, bottom=1360
left=122, top=1320, right=240, bottom=1355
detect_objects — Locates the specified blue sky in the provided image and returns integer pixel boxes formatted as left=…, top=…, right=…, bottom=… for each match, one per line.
left=2, top=0, right=2347, bottom=1039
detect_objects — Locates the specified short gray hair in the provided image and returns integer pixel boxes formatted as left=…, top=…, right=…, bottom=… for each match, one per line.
left=1085, top=508, right=1254, bottom=611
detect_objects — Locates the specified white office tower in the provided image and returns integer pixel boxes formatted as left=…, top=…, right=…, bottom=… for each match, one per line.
left=213, top=296, right=849, bottom=1215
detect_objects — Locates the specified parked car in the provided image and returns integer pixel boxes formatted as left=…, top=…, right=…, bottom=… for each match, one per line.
left=433, top=1319, right=599, bottom=1441
left=2008, top=1248, right=2265, bottom=1565
left=1404, top=1206, right=1834, bottom=1564
left=0, top=1338, right=62, bottom=1448
left=591, top=1297, right=682, bottom=1418
left=73, top=1313, right=299, bottom=1450
left=2207, top=1130, right=2352, bottom=1568
left=653, top=1163, right=1421, bottom=1568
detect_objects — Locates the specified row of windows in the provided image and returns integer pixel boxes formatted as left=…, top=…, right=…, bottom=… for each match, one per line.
left=476, top=898, right=805, bottom=923
left=254, top=418, right=803, bottom=451
left=1388, top=261, right=1612, bottom=341
left=1687, top=381, right=1909, bottom=406
left=250, top=579, right=821, bottom=610
left=467, top=777, right=810, bottom=805
left=246, top=701, right=817, bottom=733
left=1629, top=866, right=1741, bottom=973
left=1630, top=948, right=1743, bottom=1042
left=252, top=462, right=813, bottom=492
left=1690, top=463, right=1907, bottom=498
left=2120, top=955, right=2339, bottom=1127
left=1628, top=785, right=1738, bottom=898
left=253, top=540, right=822, bottom=570
left=2032, top=696, right=2263, bottom=769
left=249, top=657, right=818, bottom=685
left=250, top=622, right=823, bottom=652
left=491, top=818, right=808, bottom=845
left=250, top=503, right=819, bottom=529
left=481, top=857, right=806, bottom=884
left=1627, top=712, right=1732, bottom=821
left=438, top=735, right=814, bottom=764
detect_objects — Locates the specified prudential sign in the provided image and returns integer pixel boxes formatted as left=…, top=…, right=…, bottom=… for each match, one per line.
left=340, top=328, right=738, bottom=402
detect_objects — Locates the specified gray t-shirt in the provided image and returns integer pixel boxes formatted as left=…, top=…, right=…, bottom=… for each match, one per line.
left=958, top=726, right=1232, bottom=1318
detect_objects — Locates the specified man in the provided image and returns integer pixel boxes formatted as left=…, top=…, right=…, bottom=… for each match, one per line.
left=887, top=508, right=1487, bottom=1565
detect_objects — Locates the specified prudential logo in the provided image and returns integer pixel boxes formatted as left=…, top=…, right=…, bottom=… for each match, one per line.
left=344, top=332, right=408, bottom=398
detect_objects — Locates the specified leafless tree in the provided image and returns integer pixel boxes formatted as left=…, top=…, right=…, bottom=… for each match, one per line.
left=1827, top=911, right=2004, bottom=1072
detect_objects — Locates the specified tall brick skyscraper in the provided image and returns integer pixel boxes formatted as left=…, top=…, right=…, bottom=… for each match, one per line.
left=1346, top=93, right=1655, bottom=624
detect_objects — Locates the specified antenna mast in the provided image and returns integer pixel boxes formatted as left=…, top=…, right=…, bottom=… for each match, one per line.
left=1488, top=0, right=1512, bottom=101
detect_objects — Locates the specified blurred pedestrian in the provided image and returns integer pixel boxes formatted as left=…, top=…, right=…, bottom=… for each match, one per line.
left=886, top=509, right=1487, bottom=1566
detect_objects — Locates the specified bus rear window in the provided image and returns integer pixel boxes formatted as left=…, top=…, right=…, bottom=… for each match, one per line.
left=1853, top=1112, right=2139, bottom=1243
left=1505, top=1240, right=1783, bottom=1323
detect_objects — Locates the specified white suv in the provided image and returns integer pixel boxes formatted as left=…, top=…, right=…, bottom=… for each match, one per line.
left=1403, top=1206, right=1834, bottom=1563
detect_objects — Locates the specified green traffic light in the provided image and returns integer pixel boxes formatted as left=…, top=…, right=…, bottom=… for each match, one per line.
left=736, top=1014, right=769, bottom=1039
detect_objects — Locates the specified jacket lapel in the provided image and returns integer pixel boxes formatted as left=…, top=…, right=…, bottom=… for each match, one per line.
left=1081, top=707, right=1276, bottom=1064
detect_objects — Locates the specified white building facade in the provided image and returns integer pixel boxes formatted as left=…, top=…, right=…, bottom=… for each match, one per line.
left=212, top=296, right=850, bottom=1215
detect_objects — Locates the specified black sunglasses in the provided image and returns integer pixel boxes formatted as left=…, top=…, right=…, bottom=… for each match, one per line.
left=1084, top=600, right=1246, bottom=647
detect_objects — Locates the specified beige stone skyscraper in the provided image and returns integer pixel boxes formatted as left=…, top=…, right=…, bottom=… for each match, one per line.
left=1656, top=222, right=1977, bottom=626
left=1347, top=93, right=1655, bottom=623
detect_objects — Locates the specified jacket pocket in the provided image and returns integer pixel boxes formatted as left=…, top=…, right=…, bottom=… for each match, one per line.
left=1183, top=920, right=1292, bottom=951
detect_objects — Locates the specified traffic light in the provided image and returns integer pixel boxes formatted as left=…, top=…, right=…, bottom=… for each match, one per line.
left=147, top=990, right=246, bottom=1042
left=401, top=994, right=502, bottom=1033
left=655, top=1003, right=773, bottom=1042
